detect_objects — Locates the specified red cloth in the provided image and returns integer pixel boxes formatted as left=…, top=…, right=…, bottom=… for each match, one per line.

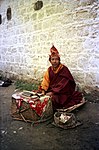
left=47, top=65, right=82, bottom=110
left=15, top=95, right=49, bottom=116
left=28, top=97, right=49, bottom=116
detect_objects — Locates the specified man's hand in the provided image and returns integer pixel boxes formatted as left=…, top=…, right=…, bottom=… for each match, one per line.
left=41, top=90, right=45, bottom=95
left=46, top=92, right=53, bottom=97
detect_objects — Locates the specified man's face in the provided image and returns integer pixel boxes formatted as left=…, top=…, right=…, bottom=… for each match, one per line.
left=50, top=56, right=60, bottom=68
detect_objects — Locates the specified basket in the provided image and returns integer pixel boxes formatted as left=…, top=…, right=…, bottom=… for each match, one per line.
left=53, top=112, right=82, bottom=129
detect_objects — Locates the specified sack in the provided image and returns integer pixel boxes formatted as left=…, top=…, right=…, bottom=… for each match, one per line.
left=11, top=90, right=53, bottom=123
left=0, top=78, right=12, bottom=87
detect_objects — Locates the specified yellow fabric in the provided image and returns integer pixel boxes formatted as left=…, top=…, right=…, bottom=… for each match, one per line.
left=41, top=70, right=50, bottom=91
left=41, top=64, right=64, bottom=91
left=52, top=63, right=63, bottom=74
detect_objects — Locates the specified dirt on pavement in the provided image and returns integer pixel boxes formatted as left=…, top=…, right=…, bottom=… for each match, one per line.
left=0, top=84, right=99, bottom=150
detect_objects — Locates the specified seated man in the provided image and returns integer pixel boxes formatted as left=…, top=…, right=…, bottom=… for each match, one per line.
left=40, top=45, right=83, bottom=111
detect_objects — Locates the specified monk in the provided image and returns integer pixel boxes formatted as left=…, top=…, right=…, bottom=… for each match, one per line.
left=40, top=45, right=83, bottom=111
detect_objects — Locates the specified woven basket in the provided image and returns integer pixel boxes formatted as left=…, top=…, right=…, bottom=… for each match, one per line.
left=53, top=112, right=81, bottom=129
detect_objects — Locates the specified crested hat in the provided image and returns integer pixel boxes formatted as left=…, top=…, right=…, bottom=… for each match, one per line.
left=49, top=45, right=60, bottom=59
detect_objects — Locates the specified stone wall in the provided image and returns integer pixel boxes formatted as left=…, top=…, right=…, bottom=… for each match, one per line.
left=0, top=0, right=99, bottom=89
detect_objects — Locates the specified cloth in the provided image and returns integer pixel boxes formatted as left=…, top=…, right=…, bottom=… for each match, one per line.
left=41, top=64, right=63, bottom=91
left=41, top=64, right=83, bottom=110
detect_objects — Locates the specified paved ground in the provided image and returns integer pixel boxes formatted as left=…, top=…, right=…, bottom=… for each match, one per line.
left=0, top=84, right=99, bottom=150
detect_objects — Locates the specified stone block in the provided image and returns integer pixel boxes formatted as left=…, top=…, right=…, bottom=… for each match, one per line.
left=79, top=0, right=96, bottom=6
left=45, top=4, right=57, bottom=16
left=38, top=10, right=44, bottom=20
left=31, top=13, right=37, bottom=20
left=34, top=22, right=42, bottom=31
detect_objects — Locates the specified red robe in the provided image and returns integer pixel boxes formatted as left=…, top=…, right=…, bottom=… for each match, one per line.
left=47, top=65, right=82, bottom=110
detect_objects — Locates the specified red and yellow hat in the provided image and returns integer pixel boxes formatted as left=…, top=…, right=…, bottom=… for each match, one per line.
left=49, top=45, right=60, bottom=58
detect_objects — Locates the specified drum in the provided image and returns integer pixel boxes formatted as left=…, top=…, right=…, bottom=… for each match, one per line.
left=11, top=90, right=53, bottom=123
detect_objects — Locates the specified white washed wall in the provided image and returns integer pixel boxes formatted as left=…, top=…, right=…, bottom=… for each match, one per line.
left=0, top=0, right=99, bottom=90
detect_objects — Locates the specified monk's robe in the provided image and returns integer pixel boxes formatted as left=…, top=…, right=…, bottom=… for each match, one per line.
left=41, top=64, right=82, bottom=110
